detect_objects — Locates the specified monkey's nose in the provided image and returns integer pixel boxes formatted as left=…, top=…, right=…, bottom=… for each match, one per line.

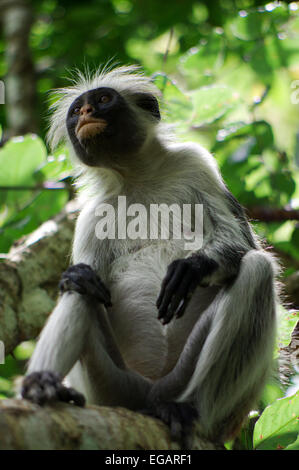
left=80, top=104, right=94, bottom=116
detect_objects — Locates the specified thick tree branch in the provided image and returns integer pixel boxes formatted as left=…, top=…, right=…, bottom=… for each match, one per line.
left=0, top=201, right=78, bottom=354
left=0, top=399, right=222, bottom=450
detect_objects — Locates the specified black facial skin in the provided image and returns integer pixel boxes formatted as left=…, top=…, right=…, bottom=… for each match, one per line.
left=134, top=92, right=161, bottom=120
left=66, top=87, right=160, bottom=167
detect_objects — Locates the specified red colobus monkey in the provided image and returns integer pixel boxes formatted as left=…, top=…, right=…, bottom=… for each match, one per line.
left=22, top=65, right=277, bottom=446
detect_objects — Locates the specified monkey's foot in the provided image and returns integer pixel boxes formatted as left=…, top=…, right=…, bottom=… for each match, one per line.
left=142, top=401, right=198, bottom=448
left=21, top=371, right=86, bottom=407
left=59, top=263, right=112, bottom=308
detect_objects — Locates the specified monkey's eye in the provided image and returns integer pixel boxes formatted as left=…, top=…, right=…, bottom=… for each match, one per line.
left=99, top=95, right=111, bottom=104
left=72, top=107, right=81, bottom=115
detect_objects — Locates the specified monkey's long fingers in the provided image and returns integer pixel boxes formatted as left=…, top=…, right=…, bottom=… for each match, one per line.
left=81, top=279, right=112, bottom=307
left=157, top=262, right=188, bottom=324
left=60, top=276, right=112, bottom=307
left=168, top=271, right=195, bottom=318
left=175, top=279, right=199, bottom=319
left=57, top=384, right=86, bottom=407
left=156, top=261, right=178, bottom=309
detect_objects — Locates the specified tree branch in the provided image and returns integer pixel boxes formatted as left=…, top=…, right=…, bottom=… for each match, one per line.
left=247, top=206, right=299, bottom=222
left=0, top=0, right=38, bottom=138
left=0, top=201, right=78, bottom=354
left=0, top=399, right=222, bottom=450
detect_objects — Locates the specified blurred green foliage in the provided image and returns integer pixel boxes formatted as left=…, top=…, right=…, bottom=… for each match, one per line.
left=0, top=136, right=71, bottom=252
left=1, top=1, right=299, bottom=261
left=0, top=0, right=299, bottom=450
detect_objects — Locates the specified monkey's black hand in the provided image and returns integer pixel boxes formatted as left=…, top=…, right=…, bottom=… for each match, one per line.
left=157, top=255, right=218, bottom=325
left=142, top=400, right=198, bottom=449
left=21, top=371, right=86, bottom=407
left=59, top=263, right=112, bottom=308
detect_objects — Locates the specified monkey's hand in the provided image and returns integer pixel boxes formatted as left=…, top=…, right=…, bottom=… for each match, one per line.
left=156, top=255, right=218, bottom=324
left=59, top=263, right=112, bottom=308
left=21, top=371, right=86, bottom=407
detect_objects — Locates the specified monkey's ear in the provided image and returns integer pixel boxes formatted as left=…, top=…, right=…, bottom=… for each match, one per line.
left=135, top=93, right=161, bottom=121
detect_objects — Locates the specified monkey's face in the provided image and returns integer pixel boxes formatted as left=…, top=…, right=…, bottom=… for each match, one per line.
left=66, top=87, right=159, bottom=168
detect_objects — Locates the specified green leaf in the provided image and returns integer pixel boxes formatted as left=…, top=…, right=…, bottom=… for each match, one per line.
left=216, top=121, right=252, bottom=142
left=270, top=171, right=296, bottom=201
left=0, top=377, right=11, bottom=393
left=277, top=307, right=299, bottom=348
left=216, top=121, right=274, bottom=153
left=260, top=381, right=285, bottom=410
left=228, top=137, right=256, bottom=163
left=154, top=73, right=193, bottom=122
left=295, top=132, right=299, bottom=168
left=37, top=145, right=72, bottom=181
left=0, top=190, right=68, bottom=253
left=189, top=85, right=238, bottom=125
left=14, top=341, right=35, bottom=361
left=0, top=134, right=47, bottom=186
left=253, top=391, right=299, bottom=450
left=155, top=78, right=238, bottom=126
left=284, top=435, right=299, bottom=450
left=180, top=34, right=225, bottom=88
left=230, top=11, right=272, bottom=42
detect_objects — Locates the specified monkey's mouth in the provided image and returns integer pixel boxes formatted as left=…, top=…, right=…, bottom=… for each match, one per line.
left=76, top=118, right=107, bottom=140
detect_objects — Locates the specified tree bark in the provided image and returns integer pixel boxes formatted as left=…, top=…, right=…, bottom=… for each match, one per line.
left=0, top=0, right=38, bottom=138
left=0, top=201, right=78, bottom=354
left=0, top=399, right=222, bottom=450
left=247, top=206, right=299, bottom=222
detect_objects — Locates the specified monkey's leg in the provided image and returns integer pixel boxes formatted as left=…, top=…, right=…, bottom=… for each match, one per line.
left=66, top=306, right=152, bottom=410
left=149, top=250, right=277, bottom=442
left=22, top=291, right=99, bottom=406
left=22, top=266, right=151, bottom=409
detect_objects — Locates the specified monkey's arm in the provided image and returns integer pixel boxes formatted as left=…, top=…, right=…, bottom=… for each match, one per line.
left=23, top=287, right=151, bottom=408
left=22, top=292, right=96, bottom=405
left=23, top=259, right=152, bottom=409
left=27, top=293, right=92, bottom=376
left=151, top=249, right=277, bottom=442
left=157, top=186, right=257, bottom=323
left=24, top=202, right=112, bottom=378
